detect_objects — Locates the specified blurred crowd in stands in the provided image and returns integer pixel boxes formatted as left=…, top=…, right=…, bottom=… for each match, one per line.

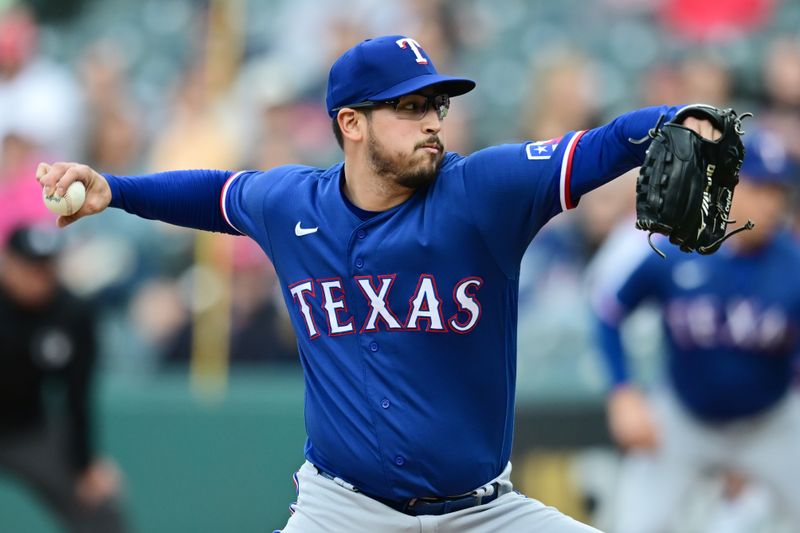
left=2, top=1, right=800, bottom=530
left=0, top=0, right=798, bottom=390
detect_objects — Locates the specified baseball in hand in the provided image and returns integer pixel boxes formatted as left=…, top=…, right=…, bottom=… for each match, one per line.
left=43, top=181, right=86, bottom=216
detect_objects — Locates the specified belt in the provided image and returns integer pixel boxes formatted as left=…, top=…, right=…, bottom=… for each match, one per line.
left=313, top=465, right=501, bottom=516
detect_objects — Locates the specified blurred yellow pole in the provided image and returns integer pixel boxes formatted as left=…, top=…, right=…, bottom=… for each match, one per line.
left=190, top=235, right=233, bottom=400
left=519, top=450, right=589, bottom=523
left=189, top=0, right=246, bottom=401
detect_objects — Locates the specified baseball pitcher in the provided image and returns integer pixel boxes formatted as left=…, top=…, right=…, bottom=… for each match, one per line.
left=36, top=35, right=734, bottom=532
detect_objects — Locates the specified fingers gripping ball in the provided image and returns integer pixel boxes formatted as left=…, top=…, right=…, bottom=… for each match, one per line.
left=43, top=181, right=86, bottom=216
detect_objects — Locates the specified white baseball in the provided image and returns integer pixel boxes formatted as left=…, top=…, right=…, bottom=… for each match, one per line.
left=43, top=181, right=86, bottom=216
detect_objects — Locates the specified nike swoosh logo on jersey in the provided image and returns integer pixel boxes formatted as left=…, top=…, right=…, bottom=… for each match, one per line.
left=295, top=222, right=319, bottom=237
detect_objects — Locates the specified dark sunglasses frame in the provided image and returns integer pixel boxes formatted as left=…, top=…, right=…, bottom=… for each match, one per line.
left=332, top=94, right=450, bottom=121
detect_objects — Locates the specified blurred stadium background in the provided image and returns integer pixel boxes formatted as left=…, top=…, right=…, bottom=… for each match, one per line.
left=1, top=0, right=799, bottom=531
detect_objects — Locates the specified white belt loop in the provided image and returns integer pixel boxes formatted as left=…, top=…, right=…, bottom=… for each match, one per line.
left=313, top=463, right=360, bottom=493
left=472, top=482, right=495, bottom=498
left=332, top=475, right=358, bottom=492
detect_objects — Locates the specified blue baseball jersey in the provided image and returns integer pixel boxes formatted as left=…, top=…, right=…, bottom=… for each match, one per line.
left=594, top=230, right=800, bottom=421
left=106, top=106, right=679, bottom=500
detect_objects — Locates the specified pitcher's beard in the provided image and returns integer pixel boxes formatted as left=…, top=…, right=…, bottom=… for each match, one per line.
left=367, top=129, right=443, bottom=190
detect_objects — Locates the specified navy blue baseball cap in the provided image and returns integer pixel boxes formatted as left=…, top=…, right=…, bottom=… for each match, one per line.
left=326, top=35, right=476, bottom=118
left=740, top=129, right=798, bottom=187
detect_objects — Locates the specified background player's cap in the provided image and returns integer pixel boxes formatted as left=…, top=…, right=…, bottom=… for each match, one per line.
left=5, top=224, right=65, bottom=262
left=326, top=35, right=476, bottom=118
left=740, top=128, right=798, bottom=187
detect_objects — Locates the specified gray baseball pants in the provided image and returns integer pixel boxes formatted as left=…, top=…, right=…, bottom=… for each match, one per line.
left=279, top=460, right=603, bottom=533
left=613, top=389, right=800, bottom=533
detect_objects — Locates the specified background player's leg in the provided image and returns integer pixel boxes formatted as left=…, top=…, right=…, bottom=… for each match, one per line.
left=703, top=473, right=773, bottom=533
left=612, top=388, right=713, bottom=533
left=611, top=450, right=696, bottom=533
left=737, top=392, right=800, bottom=528
left=279, top=461, right=419, bottom=533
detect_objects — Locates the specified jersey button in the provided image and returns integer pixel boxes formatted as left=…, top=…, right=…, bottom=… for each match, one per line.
left=394, top=455, right=405, bottom=466
left=380, top=398, right=390, bottom=409
left=357, top=229, right=367, bottom=239
left=355, top=257, right=364, bottom=268
left=369, top=342, right=379, bottom=352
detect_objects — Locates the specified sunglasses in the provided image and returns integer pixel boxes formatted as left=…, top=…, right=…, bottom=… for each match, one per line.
left=333, top=94, right=450, bottom=121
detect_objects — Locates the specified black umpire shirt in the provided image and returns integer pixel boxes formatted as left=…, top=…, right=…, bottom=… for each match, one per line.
left=0, top=285, right=96, bottom=472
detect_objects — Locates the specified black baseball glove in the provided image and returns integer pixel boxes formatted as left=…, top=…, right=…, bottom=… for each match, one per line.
left=634, top=104, right=754, bottom=257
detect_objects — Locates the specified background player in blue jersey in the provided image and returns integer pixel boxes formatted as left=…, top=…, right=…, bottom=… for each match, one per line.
left=591, top=129, right=800, bottom=533
left=35, top=35, right=721, bottom=532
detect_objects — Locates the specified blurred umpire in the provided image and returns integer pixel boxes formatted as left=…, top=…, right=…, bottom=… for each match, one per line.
left=591, top=128, right=800, bottom=533
left=0, top=224, right=126, bottom=533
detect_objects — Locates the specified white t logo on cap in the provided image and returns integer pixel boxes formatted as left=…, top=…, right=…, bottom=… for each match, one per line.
left=396, top=38, right=428, bottom=65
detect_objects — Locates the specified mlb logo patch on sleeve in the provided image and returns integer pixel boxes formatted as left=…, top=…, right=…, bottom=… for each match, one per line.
left=525, top=138, right=561, bottom=160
